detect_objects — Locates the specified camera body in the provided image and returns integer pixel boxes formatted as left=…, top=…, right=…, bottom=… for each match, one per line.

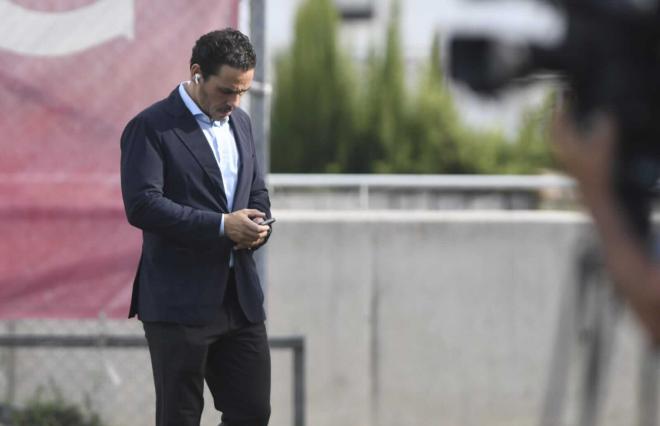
left=449, top=0, right=660, bottom=234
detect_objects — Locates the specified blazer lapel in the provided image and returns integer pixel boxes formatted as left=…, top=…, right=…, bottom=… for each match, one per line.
left=165, top=88, right=229, bottom=210
left=229, top=115, right=248, bottom=206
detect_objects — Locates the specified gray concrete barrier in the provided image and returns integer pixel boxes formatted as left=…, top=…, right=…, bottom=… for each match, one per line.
left=266, top=210, right=649, bottom=426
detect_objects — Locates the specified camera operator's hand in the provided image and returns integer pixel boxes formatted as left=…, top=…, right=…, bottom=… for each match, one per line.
left=224, top=209, right=270, bottom=251
left=551, top=109, right=617, bottom=203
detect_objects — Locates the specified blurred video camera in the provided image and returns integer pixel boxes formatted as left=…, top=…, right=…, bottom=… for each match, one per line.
left=449, top=0, right=660, bottom=234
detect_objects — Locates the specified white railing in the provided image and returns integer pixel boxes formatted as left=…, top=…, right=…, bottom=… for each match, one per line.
left=268, top=174, right=575, bottom=210
left=268, top=174, right=574, bottom=190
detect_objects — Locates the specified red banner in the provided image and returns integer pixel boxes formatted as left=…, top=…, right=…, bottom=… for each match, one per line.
left=0, top=0, right=239, bottom=318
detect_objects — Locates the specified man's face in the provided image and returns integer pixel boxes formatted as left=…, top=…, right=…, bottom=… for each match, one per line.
left=193, top=65, right=254, bottom=120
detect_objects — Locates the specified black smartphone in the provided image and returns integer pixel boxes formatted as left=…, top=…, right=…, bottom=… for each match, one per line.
left=261, top=217, right=276, bottom=226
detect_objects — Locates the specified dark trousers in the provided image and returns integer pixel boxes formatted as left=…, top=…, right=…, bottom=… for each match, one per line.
left=143, top=271, right=271, bottom=426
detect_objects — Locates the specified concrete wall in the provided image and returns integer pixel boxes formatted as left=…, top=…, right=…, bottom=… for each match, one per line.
left=1, top=210, right=651, bottom=426
left=266, top=210, right=649, bottom=426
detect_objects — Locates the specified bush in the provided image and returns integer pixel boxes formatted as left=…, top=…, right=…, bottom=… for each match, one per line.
left=11, top=399, right=103, bottom=426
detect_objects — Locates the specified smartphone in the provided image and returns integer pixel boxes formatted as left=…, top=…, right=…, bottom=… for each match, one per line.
left=261, top=217, right=276, bottom=226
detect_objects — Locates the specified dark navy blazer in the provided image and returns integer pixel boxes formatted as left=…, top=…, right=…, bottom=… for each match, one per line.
left=120, top=88, right=271, bottom=325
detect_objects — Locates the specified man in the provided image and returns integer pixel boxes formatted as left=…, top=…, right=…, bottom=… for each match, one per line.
left=120, top=28, right=273, bottom=426
left=552, top=109, right=660, bottom=342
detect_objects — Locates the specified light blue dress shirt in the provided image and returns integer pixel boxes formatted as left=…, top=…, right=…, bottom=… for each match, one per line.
left=178, top=83, right=240, bottom=237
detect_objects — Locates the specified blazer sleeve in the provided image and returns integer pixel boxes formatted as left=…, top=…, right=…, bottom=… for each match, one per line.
left=120, top=114, right=223, bottom=243
left=244, top=114, right=271, bottom=217
left=244, top=114, right=272, bottom=249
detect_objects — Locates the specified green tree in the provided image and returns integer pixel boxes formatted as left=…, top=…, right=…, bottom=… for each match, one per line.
left=407, top=31, right=464, bottom=173
left=506, top=94, right=555, bottom=173
left=270, top=0, right=356, bottom=172
left=271, top=0, right=555, bottom=175
left=357, top=0, right=411, bottom=173
left=339, top=48, right=383, bottom=172
left=409, top=31, right=554, bottom=174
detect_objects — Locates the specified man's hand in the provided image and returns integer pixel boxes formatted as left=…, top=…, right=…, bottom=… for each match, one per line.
left=224, top=209, right=270, bottom=250
left=245, top=216, right=273, bottom=250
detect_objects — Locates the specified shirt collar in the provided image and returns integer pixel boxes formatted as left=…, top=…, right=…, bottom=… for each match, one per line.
left=178, top=82, right=227, bottom=126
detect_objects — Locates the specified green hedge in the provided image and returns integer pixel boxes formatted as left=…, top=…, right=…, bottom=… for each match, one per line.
left=271, top=0, right=555, bottom=174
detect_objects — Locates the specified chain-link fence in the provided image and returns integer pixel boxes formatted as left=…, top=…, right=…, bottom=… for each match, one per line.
left=0, top=319, right=304, bottom=426
left=0, top=319, right=152, bottom=426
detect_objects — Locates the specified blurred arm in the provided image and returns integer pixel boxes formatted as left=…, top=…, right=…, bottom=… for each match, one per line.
left=552, top=110, right=660, bottom=341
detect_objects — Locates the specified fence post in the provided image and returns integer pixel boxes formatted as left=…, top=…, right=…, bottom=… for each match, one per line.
left=293, top=340, right=305, bottom=426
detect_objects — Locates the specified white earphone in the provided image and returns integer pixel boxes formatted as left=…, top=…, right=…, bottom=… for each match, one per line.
left=194, top=74, right=201, bottom=84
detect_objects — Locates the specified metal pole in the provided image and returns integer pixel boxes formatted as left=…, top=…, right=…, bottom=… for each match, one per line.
left=249, top=0, right=271, bottom=298
left=249, top=0, right=268, bottom=171
left=293, top=341, right=306, bottom=426
left=638, top=343, right=659, bottom=426
left=540, top=238, right=621, bottom=426
left=5, top=321, right=16, bottom=405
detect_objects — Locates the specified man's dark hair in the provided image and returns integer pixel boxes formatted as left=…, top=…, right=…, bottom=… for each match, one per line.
left=190, top=28, right=257, bottom=77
